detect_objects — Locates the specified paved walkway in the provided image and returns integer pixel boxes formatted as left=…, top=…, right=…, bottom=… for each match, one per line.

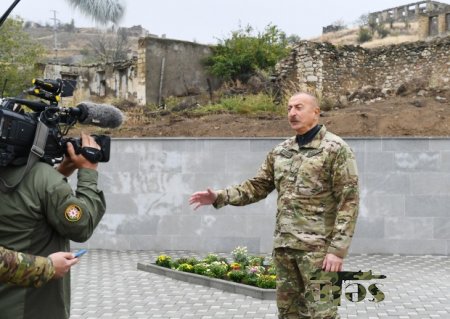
left=70, top=250, right=450, bottom=319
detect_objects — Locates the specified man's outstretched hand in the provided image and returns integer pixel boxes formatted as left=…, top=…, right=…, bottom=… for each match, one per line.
left=189, top=188, right=218, bottom=210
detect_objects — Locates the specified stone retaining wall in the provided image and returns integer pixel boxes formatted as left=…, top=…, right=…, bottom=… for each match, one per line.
left=275, top=37, right=450, bottom=103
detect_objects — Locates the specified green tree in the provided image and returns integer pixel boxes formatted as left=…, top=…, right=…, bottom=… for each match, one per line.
left=286, top=34, right=301, bottom=45
left=205, top=24, right=290, bottom=82
left=0, top=18, right=45, bottom=96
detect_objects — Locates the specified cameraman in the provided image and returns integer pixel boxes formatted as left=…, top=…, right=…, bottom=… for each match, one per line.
left=0, top=132, right=106, bottom=319
left=0, top=246, right=78, bottom=287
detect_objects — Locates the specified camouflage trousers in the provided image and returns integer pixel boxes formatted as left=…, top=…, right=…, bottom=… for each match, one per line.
left=273, top=248, right=339, bottom=319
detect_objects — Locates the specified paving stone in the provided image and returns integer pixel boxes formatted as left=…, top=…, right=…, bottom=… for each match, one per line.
left=70, top=250, right=450, bottom=318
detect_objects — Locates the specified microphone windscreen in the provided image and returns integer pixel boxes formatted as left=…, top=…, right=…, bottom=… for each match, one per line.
left=76, top=102, right=124, bottom=128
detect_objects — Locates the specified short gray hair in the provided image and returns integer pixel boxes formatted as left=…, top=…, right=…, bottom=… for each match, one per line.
left=290, top=92, right=320, bottom=109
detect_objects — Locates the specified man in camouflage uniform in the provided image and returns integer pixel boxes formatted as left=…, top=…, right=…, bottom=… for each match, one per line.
left=0, top=246, right=78, bottom=287
left=189, top=93, right=359, bottom=318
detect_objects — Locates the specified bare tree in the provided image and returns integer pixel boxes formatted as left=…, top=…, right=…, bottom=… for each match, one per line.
left=88, top=28, right=128, bottom=63
left=331, top=19, right=347, bottom=29
left=356, top=13, right=369, bottom=26
left=65, top=0, right=127, bottom=63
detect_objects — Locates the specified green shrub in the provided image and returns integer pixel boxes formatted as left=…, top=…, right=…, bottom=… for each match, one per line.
left=376, top=25, right=390, bottom=38
left=204, top=24, right=290, bottom=82
left=267, top=266, right=277, bottom=276
left=155, top=255, right=172, bottom=268
left=242, top=273, right=258, bottom=286
left=193, top=263, right=209, bottom=275
left=154, top=247, right=277, bottom=290
left=176, top=257, right=199, bottom=266
left=357, top=27, right=372, bottom=43
left=256, top=275, right=276, bottom=289
left=170, top=260, right=180, bottom=269
left=218, top=257, right=229, bottom=264
left=208, top=261, right=229, bottom=279
left=227, top=270, right=246, bottom=283
left=203, top=253, right=219, bottom=264
left=177, top=263, right=194, bottom=273
left=175, top=257, right=189, bottom=265
left=186, top=257, right=199, bottom=265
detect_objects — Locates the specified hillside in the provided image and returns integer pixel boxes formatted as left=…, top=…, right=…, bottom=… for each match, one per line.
left=311, top=21, right=420, bottom=48
left=68, top=91, right=450, bottom=138
left=23, top=24, right=147, bottom=64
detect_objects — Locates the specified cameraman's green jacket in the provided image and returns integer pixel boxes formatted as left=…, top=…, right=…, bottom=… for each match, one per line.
left=0, top=162, right=106, bottom=319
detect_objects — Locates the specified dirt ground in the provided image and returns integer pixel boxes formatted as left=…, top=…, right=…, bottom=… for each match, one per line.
left=83, top=94, right=450, bottom=138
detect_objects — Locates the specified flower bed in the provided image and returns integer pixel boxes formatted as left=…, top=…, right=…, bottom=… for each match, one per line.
left=137, top=246, right=276, bottom=300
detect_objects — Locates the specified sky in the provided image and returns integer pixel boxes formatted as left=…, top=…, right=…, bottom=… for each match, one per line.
left=4, top=0, right=450, bottom=44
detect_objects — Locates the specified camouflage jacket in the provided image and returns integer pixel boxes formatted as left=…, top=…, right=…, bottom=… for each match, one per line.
left=214, top=126, right=359, bottom=258
left=0, top=246, right=55, bottom=287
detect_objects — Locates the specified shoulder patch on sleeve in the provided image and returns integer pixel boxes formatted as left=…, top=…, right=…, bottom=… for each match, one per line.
left=347, top=158, right=358, bottom=176
left=65, top=205, right=83, bottom=222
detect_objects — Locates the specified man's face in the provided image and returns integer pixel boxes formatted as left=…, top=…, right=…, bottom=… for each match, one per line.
left=287, top=94, right=320, bottom=135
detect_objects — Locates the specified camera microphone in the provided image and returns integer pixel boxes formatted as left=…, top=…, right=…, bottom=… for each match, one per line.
left=71, top=102, right=124, bottom=128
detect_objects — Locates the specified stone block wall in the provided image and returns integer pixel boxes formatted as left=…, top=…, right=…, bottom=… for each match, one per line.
left=71, top=137, right=450, bottom=255
left=276, top=37, right=450, bottom=101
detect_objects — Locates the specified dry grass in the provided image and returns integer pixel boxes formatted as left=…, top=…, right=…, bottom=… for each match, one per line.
left=312, top=28, right=357, bottom=43
left=310, top=21, right=420, bottom=48
left=361, top=34, right=420, bottom=48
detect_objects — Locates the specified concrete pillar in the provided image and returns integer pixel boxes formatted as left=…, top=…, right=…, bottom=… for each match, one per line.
left=438, top=13, right=446, bottom=34
left=374, top=13, right=381, bottom=23
left=136, top=38, right=148, bottom=105
left=418, top=15, right=430, bottom=38
left=401, top=7, right=408, bottom=20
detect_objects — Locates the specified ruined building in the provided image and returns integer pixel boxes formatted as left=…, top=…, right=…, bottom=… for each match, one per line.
left=368, top=1, right=450, bottom=38
left=418, top=4, right=450, bottom=37
left=368, top=1, right=449, bottom=24
left=44, top=37, right=220, bottom=106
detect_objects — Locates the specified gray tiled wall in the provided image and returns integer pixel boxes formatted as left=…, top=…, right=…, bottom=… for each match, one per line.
left=72, top=137, right=450, bottom=255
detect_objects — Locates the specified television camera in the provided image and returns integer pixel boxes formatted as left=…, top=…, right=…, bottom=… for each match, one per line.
left=0, top=78, right=118, bottom=167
